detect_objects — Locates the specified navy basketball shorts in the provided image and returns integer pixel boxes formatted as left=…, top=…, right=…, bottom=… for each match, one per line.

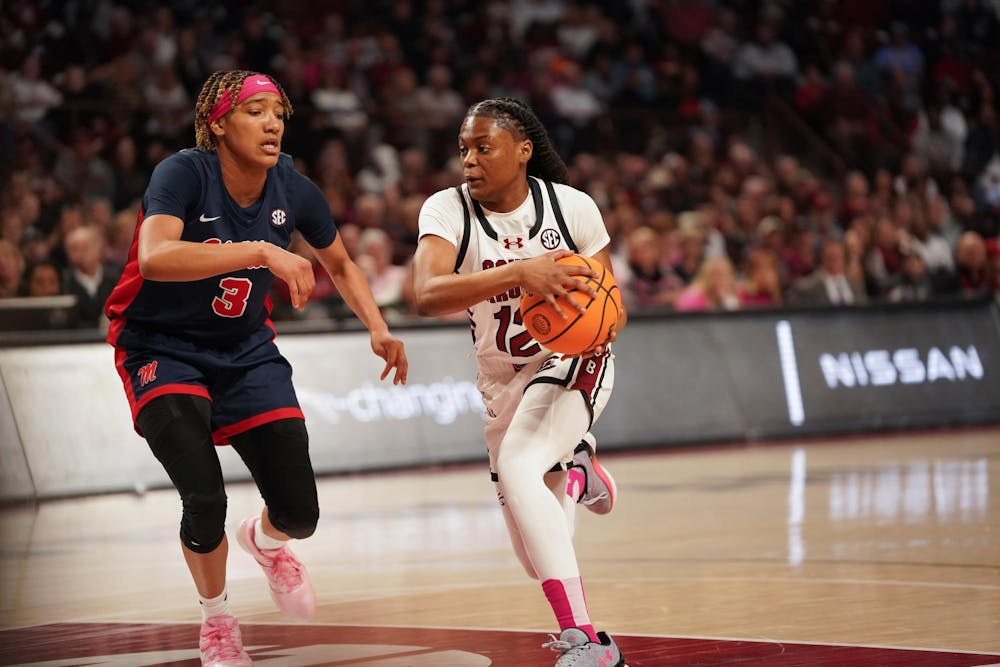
left=112, top=325, right=304, bottom=445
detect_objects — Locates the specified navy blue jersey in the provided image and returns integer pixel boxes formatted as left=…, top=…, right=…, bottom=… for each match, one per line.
left=106, top=149, right=336, bottom=344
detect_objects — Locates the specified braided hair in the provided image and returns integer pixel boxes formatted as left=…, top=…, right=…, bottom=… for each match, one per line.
left=464, top=98, right=568, bottom=184
left=193, top=70, right=293, bottom=151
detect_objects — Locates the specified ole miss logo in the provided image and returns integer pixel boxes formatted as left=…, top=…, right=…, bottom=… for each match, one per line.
left=137, top=361, right=158, bottom=387
left=502, top=236, right=524, bottom=250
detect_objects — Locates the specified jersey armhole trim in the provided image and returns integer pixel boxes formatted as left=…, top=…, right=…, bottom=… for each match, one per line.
left=454, top=186, right=471, bottom=272
left=543, top=180, right=578, bottom=252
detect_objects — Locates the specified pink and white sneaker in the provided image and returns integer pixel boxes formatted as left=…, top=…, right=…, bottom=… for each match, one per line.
left=236, top=516, right=316, bottom=621
left=199, top=615, right=252, bottom=666
left=567, top=433, right=618, bottom=515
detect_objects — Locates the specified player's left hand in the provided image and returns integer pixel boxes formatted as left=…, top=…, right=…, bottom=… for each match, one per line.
left=371, top=329, right=408, bottom=385
left=581, top=322, right=616, bottom=358
left=570, top=307, right=624, bottom=359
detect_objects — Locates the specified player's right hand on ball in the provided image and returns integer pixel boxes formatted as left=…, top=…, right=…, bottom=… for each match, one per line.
left=520, top=250, right=596, bottom=319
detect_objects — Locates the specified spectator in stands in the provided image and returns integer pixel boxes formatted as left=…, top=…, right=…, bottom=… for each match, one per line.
left=1, top=207, right=24, bottom=245
left=732, top=19, right=799, bottom=102
left=620, top=226, right=683, bottom=310
left=62, top=226, right=116, bottom=328
left=310, top=64, right=369, bottom=142
left=672, top=213, right=707, bottom=285
left=909, top=208, right=955, bottom=283
left=105, top=210, right=136, bottom=274
left=18, top=226, right=51, bottom=267
left=842, top=223, right=870, bottom=290
left=782, top=226, right=818, bottom=284
left=392, top=193, right=425, bottom=263
left=963, top=102, right=998, bottom=179
left=789, top=239, right=867, bottom=306
left=142, top=64, right=190, bottom=140
left=823, top=62, right=876, bottom=171
left=356, top=227, right=409, bottom=319
left=1, top=0, right=997, bottom=329
left=14, top=191, right=41, bottom=236
left=11, top=51, right=62, bottom=126
left=0, top=240, right=25, bottom=299
left=738, top=247, right=783, bottom=307
left=675, top=255, right=740, bottom=311
left=413, top=64, right=467, bottom=167
left=550, top=59, right=604, bottom=156
left=865, top=213, right=908, bottom=297
left=887, top=246, right=933, bottom=303
left=52, top=128, right=116, bottom=204
left=110, top=136, right=149, bottom=212
left=699, top=7, right=740, bottom=104
left=23, top=260, right=63, bottom=298
left=973, top=157, right=1000, bottom=238
left=874, top=22, right=924, bottom=112
left=950, top=230, right=995, bottom=297
left=913, top=100, right=967, bottom=178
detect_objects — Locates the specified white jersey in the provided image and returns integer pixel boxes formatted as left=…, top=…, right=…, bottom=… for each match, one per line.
left=419, top=176, right=610, bottom=373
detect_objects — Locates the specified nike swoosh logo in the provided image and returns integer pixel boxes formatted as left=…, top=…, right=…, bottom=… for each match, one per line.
left=255, top=79, right=269, bottom=85
left=199, top=214, right=221, bottom=222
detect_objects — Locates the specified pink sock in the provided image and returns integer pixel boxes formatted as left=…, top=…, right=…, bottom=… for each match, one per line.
left=542, top=577, right=597, bottom=642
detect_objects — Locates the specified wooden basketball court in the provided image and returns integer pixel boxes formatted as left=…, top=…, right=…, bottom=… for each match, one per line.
left=1, top=427, right=998, bottom=666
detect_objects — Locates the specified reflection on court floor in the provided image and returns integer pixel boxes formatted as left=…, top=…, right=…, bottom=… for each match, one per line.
left=2, top=622, right=998, bottom=666
left=1, top=428, right=997, bottom=665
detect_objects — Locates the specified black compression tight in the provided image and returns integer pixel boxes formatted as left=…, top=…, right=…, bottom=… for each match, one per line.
left=137, top=394, right=318, bottom=552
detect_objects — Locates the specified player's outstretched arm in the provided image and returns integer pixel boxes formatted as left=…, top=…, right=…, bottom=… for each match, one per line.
left=313, top=236, right=407, bottom=385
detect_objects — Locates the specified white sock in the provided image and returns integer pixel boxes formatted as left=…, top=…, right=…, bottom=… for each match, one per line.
left=199, top=588, right=230, bottom=620
left=254, top=521, right=287, bottom=551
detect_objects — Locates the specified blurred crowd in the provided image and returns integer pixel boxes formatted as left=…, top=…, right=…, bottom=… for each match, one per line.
left=1, top=0, right=999, bottom=330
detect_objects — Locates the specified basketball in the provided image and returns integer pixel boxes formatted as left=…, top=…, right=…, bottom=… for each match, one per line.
left=520, top=254, right=621, bottom=356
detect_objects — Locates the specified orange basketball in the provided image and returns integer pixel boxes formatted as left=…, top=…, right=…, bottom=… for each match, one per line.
left=520, top=254, right=621, bottom=356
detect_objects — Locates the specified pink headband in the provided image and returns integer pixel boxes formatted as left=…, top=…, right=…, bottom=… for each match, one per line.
left=207, top=75, right=281, bottom=125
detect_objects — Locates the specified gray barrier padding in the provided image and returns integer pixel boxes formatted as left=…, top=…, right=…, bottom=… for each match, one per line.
left=1, top=300, right=997, bottom=501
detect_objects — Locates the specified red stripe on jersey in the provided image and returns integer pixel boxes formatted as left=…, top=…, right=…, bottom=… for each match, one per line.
left=104, top=208, right=147, bottom=334
left=212, top=407, right=305, bottom=446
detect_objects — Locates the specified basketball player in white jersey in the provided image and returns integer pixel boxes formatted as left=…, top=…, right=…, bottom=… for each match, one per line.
left=412, top=98, right=627, bottom=667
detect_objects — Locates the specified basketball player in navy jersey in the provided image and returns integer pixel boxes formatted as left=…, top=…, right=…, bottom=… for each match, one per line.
left=412, top=98, right=627, bottom=667
left=105, top=70, right=407, bottom=666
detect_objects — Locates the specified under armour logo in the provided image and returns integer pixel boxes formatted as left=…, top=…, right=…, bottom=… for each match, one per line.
left=503, top=236, right=524, bottom=249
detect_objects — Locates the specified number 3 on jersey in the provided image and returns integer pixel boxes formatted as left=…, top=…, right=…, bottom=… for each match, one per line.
left=494, top=305, right=541, bottom=357
left=212, top=277, right=252, bottom=318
